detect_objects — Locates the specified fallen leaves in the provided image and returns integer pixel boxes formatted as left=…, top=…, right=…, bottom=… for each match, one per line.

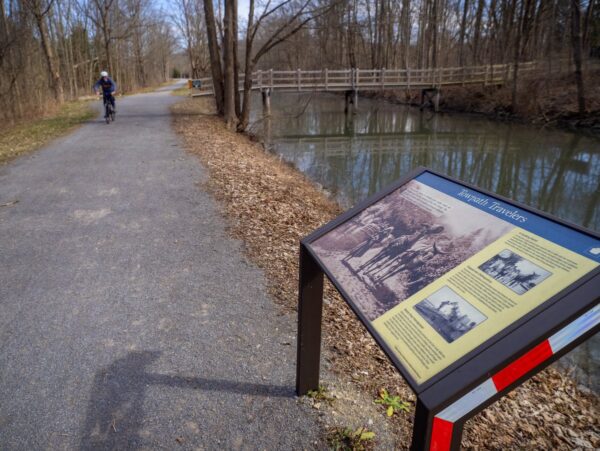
left=0, top=200, right=19, bottom=208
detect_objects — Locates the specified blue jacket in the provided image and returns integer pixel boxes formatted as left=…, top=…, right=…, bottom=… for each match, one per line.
left=94, top=77, right=117, bottom=95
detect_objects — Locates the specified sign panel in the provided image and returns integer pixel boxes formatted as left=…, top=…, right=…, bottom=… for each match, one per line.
left=308, top=171, right=599, bottom=385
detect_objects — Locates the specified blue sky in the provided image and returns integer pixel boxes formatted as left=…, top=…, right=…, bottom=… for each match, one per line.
left=239, top=0, right=250, bottom=20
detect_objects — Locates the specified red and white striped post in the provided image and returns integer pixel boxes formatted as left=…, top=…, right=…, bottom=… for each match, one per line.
left=416, top=304, right=600, bottom=451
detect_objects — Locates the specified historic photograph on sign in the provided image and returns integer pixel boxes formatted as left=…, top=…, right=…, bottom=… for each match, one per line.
left=479, top=249, right=552, bottom=295
left=413, top=286, right=487, bottom=343
left=310, top=180, right=514, bottom=321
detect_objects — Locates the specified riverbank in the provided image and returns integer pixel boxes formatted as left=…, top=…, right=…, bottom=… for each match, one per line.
left=0, top=101, right=96, bottom=165
left=365, top=67, right=600, bottom=134
left=172, top=97, right=599, bottom=449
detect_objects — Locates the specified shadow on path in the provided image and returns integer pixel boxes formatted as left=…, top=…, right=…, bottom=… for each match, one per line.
left=79, top=351, right=293, bottom=449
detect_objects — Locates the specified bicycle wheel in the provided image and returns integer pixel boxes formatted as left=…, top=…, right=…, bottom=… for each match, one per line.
left=105, top=103, right=111, bottom=124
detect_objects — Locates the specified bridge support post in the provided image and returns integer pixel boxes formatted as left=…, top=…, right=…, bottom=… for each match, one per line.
left=345, top=90, right=358, bottom=115
left=420, top=88, right=440, bottom=112
left=261, top=88, right=271, bottom=117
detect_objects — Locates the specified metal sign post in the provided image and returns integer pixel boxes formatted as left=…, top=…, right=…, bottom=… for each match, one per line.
left=296, top=245, right=324, bottom=395
left=295, top=167, right=599, bottom=450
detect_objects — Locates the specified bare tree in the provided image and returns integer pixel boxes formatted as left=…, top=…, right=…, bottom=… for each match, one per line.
left=203, top=0, right=225, bottom=115
left=222, top=0, right=237, bottom=128
left=174, top=0, right=210, bottom=78
left=237, top=0, right=331, bottom=130
left=23, top=0, right=65, bottom=102
left=571, top=0, right=586, bottom=114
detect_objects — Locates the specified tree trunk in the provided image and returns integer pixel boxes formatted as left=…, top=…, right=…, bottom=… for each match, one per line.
left=238, top=0, right=255, bottom=131
left=233, top=0, right=241, bottom=119
left=582, top=0, right=594, bottom=49
left=203, top=0, right=225, bottom=115
left=571, top=0, right=586, bottom=114
left=223, top=0, right=237, bottom=129
left=133, top=28, right=146, bottom=87
left=511, top=0, right=524, bottom=111
left=182, top=0, right=199, bottom=78
left=430, top=0, right=438, bottom=70
left=28, top=1, right=64, bottom=103
left=347, top=0, right=357, bottom=69
left=458, top=0, right=469, bottom=66
left=473, top=0, right=485, bottom=64
left=400, top=0, right=411, bottom=69
left=102, top=22, right=112, bottom=73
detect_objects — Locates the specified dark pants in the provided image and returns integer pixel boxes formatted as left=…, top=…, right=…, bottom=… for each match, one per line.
left=103, top=93, right=115, bottom=109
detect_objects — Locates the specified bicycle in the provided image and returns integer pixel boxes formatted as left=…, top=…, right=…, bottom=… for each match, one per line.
left=100, top=93, right=116, bottom=124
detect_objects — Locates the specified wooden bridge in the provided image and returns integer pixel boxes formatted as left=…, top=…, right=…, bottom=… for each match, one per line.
left=190, top=61, right=541, bottom=112
left=192, top=61, right=538, bottom=95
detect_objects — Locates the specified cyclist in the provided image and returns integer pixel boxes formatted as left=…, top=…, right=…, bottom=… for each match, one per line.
left=93, top=71, right=117, bottom=113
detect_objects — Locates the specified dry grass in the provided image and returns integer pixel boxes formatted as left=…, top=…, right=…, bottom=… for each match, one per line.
left=0, top=100, right=96, bottom=164
left=171, top=86, right=191, bottom=97
left=171, top=97, right=599, bottom=449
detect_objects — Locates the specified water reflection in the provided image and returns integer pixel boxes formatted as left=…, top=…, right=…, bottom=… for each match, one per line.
left=250, top=92, right=600, bottom=391
left=251, top=93, right=599, bottom=231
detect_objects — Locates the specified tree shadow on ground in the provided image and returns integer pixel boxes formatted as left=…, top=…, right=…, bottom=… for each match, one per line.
left=79, top=351, right=293, bottom=450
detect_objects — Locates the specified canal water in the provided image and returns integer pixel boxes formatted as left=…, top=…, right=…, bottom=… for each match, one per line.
left=250, top=92, right=599, bottom=391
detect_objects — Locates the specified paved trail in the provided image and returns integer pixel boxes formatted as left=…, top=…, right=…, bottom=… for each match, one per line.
left=0, top=84, right=323, bottom=449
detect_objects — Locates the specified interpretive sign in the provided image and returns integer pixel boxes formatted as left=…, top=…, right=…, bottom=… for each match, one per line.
left=296, top=167, right=599, bottom=450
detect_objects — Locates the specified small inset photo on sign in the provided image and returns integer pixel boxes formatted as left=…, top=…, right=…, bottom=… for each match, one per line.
left=479, top=249, right=552, bottom=295
left=414, top=286, right=487, bottom=343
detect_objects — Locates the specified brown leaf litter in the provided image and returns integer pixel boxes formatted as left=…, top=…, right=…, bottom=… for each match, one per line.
left=171, top=97, right=598, bottom=450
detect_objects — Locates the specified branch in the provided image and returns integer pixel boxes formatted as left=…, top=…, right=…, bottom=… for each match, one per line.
left=253, top=15, right=312, bottom=62
left=252, top=0, right=341, bottom=63
left=256, top=0, right=293, bottom=26
left=41, top=0, right=55, bottom=16
left=252, top=0, right=312, bottom=59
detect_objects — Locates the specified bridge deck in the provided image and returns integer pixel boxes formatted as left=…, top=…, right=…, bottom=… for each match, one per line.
left=191, top=62, right=540, bottom=97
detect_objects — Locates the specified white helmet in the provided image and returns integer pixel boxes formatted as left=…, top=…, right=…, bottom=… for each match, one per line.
left=100, top=71, right=109, bottom=77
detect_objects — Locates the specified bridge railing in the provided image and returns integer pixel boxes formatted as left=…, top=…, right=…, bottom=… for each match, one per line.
left=253, top=69, right=355, bottom=90
left=191, top=61, right=544, bottom=96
